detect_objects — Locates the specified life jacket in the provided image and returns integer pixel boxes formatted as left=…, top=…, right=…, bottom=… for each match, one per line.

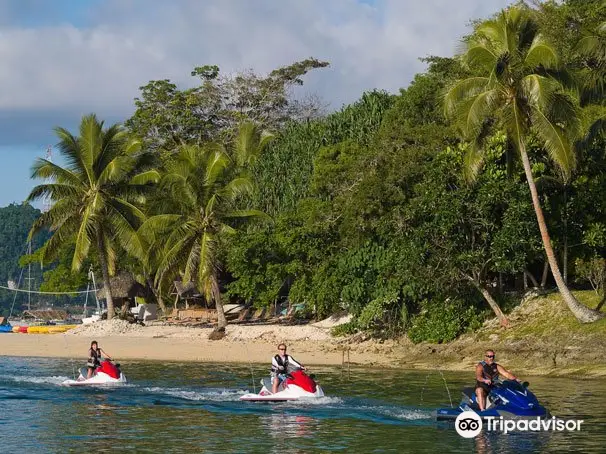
left=87, top=348, right=101, bottom=368
left=479, top=360, right=499, bottom=381
left=273, top=354, right=290, bottom=374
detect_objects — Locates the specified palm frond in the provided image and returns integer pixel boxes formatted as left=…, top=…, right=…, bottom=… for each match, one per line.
left=72, top=206, right=95, bottom=271
left=465, top=44, right=498, bottom=72
left=524, top=34, right=559, bottom=69
left=531, top=107, right=576, bottom=180
left=221, top=177, right=254, bottom=200
left=30, top=159, right=84, bottom=187
left=444, top=77, right=491, bottom=118
left=462, top=144, right=486, bottom=184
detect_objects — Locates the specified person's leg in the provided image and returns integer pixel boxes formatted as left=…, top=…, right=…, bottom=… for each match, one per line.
left=475, top=387, right=486, bottom=411
left=87, top=367, right=93, bottom=379
left=272, top=376, right=279, bottom=394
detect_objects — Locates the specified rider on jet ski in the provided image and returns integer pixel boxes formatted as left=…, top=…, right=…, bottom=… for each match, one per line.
left=475, top=349, right=520, bottom=410
left=86, top=340, right=112, bottom=378
left=271, top=343, right=305, bottom=394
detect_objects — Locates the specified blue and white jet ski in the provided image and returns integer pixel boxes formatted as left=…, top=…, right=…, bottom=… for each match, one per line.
left=435, top=379, right=549, bottom=421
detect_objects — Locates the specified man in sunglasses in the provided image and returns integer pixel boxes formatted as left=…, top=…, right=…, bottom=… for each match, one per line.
left=475, top=349, right=519, bottom=411
left=271, top=343, right=305, bottom=394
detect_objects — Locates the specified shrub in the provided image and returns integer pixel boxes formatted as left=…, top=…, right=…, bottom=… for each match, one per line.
left=408, top=298, right=483, bottom=344
left=331, top=321, right=358, bottom=337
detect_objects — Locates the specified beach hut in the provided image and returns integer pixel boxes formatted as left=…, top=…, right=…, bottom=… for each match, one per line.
left=96, top=273, right=156, bottom=321
left=171, top=280, right=206, bottom=309
left=22, top=309, right=69, bottom=324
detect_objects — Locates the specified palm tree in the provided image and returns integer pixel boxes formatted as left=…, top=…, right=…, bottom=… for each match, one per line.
left=27, top=114, right=158, bottom=319
left=444, top=6, right=603, bottom=322
left=576, top=21, right=606, bottom=106
left=140, top=122, right=272, bottom=332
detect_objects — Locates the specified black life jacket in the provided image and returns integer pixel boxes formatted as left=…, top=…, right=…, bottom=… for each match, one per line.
left=88, top=348, right=101, bottom=367
left=273, top=354, right=290, bottom=374
left=479, top=360, right=499, bottom=381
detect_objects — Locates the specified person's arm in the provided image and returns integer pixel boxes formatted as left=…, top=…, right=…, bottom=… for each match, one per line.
left=289, top=356, right=304, bottom=370
left=100, top=348, right=112, bottom=360
left=497, top=364, right=517, bottom=380
left=475, top=364, right=489, bottom=384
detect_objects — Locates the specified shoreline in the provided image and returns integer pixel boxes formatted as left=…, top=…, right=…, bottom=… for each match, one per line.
left=2, top=329, right=606, bottom=378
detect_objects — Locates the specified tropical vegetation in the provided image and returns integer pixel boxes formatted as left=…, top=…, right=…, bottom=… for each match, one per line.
left=13, top=0, right=606, bottom=341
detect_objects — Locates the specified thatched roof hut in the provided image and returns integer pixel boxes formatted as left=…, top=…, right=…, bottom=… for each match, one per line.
left=172, top=280, right=206, bottom=308
left=96, top=273, right=149, bottom=300
left=173, top=281, right=202, bottom=298
left=22, top=309, right=68, bottom=321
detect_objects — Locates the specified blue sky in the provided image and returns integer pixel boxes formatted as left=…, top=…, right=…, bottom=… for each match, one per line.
left=0, top=0, right=514, bottom=208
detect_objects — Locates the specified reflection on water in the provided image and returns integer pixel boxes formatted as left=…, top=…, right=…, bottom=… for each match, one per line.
left=0, top=357, right=605, bottom=453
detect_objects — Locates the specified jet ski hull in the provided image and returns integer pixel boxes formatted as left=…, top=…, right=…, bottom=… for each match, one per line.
left=62, top=370, right=127, bottom=386
left=435, top=407, right=549, bottom=421
left=435, top=380, right=549, bottom=421
left=62, top=360, right=127, bottom=386
left=240, top=370, right=324, bottom=402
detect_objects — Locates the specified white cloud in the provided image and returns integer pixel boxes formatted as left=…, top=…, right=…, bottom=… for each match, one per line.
left=0, top=0, right=514, bottom=122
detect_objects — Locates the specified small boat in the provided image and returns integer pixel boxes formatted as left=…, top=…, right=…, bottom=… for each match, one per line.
left=62, top=360, right=127, bottom=386
left=435, top=379, right=549, bottom=421
left=240, top=369, right=325, bottom=402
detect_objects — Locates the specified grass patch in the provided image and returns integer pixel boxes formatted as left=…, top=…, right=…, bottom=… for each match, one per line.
left=487, top=290, right=606, bottom=340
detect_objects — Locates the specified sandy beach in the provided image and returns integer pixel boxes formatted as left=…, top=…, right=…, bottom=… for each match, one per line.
left=2, top=312, right=606, bottom=377
left=0, top=319, right=389, bottom=367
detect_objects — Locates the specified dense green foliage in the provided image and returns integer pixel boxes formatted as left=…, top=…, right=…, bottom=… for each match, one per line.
left=15, top=0, right=606, bottom=338
left=0, top=204, right=48, bottom=313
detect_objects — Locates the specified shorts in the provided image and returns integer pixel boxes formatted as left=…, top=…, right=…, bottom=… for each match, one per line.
left=271, top=372, right=287, bottom=382
left=475, top=380, right=492, bottom=393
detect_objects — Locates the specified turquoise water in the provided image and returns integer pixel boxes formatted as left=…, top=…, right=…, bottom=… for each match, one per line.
left=1, top=356, right=605, bottom=453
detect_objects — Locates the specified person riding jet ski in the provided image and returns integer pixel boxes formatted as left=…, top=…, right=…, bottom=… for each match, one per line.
left=87, top=340, right=113, bottom=378
left=476, top=349, right=519, bottom=411
left=271, top=343, right=305, bottom=394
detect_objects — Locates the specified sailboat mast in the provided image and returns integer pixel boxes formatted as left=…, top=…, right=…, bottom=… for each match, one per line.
left=27, top=240, right=32, bottom=311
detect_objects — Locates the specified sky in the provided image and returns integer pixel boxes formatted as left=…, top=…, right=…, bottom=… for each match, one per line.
left=0, top=0, right=514, bottom=208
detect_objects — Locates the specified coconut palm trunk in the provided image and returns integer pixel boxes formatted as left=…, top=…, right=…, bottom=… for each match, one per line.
left=211, top=273, right=227, bottom=329
left=97, top=232, right=116, bottom=319
left=518, top=141, right=603, bottom=322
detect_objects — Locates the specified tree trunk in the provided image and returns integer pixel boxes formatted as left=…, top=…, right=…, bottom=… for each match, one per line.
left=97, top=232, right=115, bottom=320
left=563, top=186, right=568, bottom=284
left=541, top=260, right=550, bottom=289
left=467, top=275, right=509, bottom=326
left=477, top=282, right=509, bottom=327
left=147, top=278, right=167, bottom=315
left=519, top=141, right=603, bottom=322
left=211, top=273, right=227, bottom=330
left=524, top=269, right=539, bottom=288
left=563, top=237, right=568, bottom=285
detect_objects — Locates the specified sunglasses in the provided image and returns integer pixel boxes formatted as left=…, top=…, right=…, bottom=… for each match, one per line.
left=278, top=348, right=286, bottom=351
left=486, top=355, right=495, bottom=358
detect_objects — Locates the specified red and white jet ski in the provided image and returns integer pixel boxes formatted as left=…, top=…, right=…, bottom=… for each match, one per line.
left=62, top=360, right=127, bottom=386
left=240, top=369, right=324, bottom=402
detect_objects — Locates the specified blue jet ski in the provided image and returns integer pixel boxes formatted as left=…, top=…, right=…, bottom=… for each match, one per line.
left=435, top=379, right=549, bottom=421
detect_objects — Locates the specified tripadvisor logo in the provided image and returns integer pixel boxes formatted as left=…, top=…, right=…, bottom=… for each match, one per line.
left=485, top=416, right=584, bottom=434
left=454, top=412, right=584, bottom=437
left=455, top=411, right=483, bottom=438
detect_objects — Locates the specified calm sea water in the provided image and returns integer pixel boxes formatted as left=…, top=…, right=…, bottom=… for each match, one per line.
left=1, top=356, right=605, bottom=453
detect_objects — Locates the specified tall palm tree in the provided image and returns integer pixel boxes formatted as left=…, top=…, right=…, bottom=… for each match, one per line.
left=141, top=122, right=272, bottom=332
left=27, top=114, right=158, bottom=319
left=444, top=6, right=603, bottom=322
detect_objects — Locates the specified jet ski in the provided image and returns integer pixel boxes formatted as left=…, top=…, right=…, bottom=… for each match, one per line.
left=435, top=379, right=549, bottom=421
left=62, top=359, right=127, bottom=386
left=240, top=369, right=324, bottom=402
